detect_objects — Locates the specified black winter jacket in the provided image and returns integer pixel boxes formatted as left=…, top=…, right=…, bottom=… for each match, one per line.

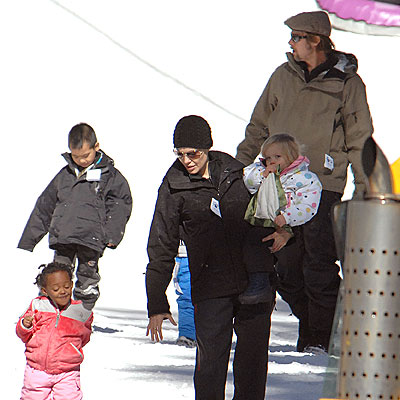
left=18, top=151, right=132, bottom=253
left=146, top=151, right=251, bottom=317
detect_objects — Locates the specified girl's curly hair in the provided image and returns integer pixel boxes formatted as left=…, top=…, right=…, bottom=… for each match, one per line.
left=35, top=262, right=73, bottom=288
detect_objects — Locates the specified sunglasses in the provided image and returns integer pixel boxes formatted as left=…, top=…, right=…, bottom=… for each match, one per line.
left=173, top=149, right=204, bottom=160
left=291, top=34, right=308, bottom=43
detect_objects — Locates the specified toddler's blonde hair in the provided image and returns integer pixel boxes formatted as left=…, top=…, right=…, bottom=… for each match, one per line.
left=261, top=133, right=303, bottom=166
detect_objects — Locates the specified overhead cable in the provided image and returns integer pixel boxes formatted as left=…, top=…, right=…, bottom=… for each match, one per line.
left=49, top=0, right=247, bottom=122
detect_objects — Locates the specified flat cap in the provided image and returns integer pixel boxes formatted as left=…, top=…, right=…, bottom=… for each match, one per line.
left=285, top=11, right=331, bottom=37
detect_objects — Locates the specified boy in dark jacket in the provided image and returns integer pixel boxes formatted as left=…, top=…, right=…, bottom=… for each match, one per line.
left=18, top=123, right=132, bottom=310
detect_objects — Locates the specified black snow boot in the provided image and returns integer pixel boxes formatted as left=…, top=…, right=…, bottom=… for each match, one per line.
left=296, top=319, right=313, bottom=352
left=239, top=272, right=272, bottom=304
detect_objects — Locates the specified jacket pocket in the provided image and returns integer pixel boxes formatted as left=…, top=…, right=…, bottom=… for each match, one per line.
left=68, top=342, right=84, bottom=362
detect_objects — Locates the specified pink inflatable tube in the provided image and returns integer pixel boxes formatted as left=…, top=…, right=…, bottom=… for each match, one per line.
left=317, top=0, right=400, bottom=35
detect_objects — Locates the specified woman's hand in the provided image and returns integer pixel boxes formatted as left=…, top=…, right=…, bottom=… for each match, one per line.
left=262, top=228, right=292, bottom=253
left=146, top=313, right=177, bottom=342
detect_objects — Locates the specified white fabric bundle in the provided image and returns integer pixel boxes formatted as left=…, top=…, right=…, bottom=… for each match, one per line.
left=254, top=173, right=279, bottom=220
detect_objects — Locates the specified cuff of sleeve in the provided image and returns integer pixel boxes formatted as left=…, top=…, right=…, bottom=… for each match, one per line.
left=20, top=319, right=33, bottom=330
left=282, top=213, right=290, bottom=225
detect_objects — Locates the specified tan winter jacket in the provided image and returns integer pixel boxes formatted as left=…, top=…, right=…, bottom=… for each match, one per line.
left=236, top=51, right=373, bottom=196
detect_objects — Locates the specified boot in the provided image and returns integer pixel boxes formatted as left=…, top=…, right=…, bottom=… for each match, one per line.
left=296, top=319, right=313, bottom=352
left=239, top=272, right=272, bottom=304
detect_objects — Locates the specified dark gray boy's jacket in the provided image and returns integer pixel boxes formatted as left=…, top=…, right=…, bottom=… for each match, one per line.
left=146, top=151, right=250, bottom=317
left=18, top=151, right=132, bottom=253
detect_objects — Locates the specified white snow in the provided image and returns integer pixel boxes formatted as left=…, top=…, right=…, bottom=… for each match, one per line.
left=1, top=0, right=399, bottom=399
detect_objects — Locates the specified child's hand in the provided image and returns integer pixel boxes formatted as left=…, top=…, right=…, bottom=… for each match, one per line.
left=106, top=243, right=116, bottom=249
left=262, top=169, right=270, bottom=178
left=262, top=165, right=276, bottom=177
left=274, top=214, right=286, bottom=228
left=22, top=315, right=34, bottom=328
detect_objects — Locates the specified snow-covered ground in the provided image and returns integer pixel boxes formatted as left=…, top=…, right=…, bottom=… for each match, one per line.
left=2, top=0, right=399, bottom=398
left=9, top=299, right=330, bottom=399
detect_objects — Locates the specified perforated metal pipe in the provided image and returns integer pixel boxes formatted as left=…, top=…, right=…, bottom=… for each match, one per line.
left=338, top=199, right=400, bottom=400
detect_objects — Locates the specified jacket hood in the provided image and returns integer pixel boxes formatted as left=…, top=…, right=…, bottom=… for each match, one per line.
left=286, top=50, right=358, bottom=80
left=281, top=155, right=310, bottom=176
left=333, top=51, right=358, bottom=74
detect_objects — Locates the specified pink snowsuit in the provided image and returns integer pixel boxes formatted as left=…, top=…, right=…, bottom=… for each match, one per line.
left=16, top=297, right=93, bottom=400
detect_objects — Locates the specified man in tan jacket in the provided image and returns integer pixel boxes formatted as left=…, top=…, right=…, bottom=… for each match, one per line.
left=236, top=11, right=373, bottom=353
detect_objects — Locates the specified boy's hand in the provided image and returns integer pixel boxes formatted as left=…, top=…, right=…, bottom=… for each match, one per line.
left=106, top=243, right=116, bottom=249
left=22, top=315, right=34, bottom=328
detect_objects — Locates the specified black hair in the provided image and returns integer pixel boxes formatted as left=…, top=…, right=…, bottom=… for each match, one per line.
left=35, top=262, right=73, bottom=289
left=68, top=123, right=97, bottom=150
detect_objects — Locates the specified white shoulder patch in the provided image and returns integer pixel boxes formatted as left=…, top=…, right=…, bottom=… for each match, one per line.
left=32, top=298, right=56, bottom=313
left=62, top=303, right=92, bottom=322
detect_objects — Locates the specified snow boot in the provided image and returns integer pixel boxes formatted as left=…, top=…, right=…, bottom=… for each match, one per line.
left=176, top=336, right=197, bottom=348
left=303, top=343, right=328, bottom=355
left=296, top=318, right=313, bottom=352
left=239, top=272, right=272, bottom=304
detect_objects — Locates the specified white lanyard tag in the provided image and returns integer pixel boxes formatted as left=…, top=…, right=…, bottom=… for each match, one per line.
left=324, top=154, right=334, bottom=171
left=210, top=198, right=222, bottom=218
left=86, top=169, right=101, bottom=181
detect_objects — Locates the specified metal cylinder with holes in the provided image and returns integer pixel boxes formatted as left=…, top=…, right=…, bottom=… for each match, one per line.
left=338, top=198, right=400, bottom=400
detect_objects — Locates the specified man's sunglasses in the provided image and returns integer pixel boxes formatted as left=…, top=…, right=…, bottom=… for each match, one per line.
left=291, top=34, right=308, bottom=43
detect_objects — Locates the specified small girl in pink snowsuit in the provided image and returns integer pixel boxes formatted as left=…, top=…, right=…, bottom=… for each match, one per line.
left=16, top=262, right=93, bottom=400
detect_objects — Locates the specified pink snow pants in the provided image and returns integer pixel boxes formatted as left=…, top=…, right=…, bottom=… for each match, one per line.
left=21, top=364, right=82, bottom=400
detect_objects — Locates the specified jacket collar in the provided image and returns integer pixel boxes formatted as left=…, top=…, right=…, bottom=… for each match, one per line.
left=281, top=155, right=310, bottom=176
left=63, top=150, right=113, bottom=176
left=286, top=50, right=358, bottom=83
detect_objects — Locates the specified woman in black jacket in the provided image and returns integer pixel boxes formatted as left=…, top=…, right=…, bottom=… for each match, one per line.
left=145, top=115, right=275, bottom=399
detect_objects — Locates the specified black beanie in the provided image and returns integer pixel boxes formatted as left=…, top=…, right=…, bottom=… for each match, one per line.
left=173, top=115, right=213, bottom=149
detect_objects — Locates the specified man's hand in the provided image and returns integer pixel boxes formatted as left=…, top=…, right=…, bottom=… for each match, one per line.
left=146, top=313, right=177, bottom=342
left=262, top=228, right=292, bottom=253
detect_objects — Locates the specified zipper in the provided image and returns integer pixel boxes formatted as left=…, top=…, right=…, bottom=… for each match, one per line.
left=55, top=309, right=60, bottom=328
left=44, top=307, right=60, bottom=371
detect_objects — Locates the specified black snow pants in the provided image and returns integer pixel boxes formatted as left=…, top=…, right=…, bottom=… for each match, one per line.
left=52, top=243, right=102, bottom=310
left=276, top=190, right=342, bottom=349
left=193, top=294, right=274, bottom=399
